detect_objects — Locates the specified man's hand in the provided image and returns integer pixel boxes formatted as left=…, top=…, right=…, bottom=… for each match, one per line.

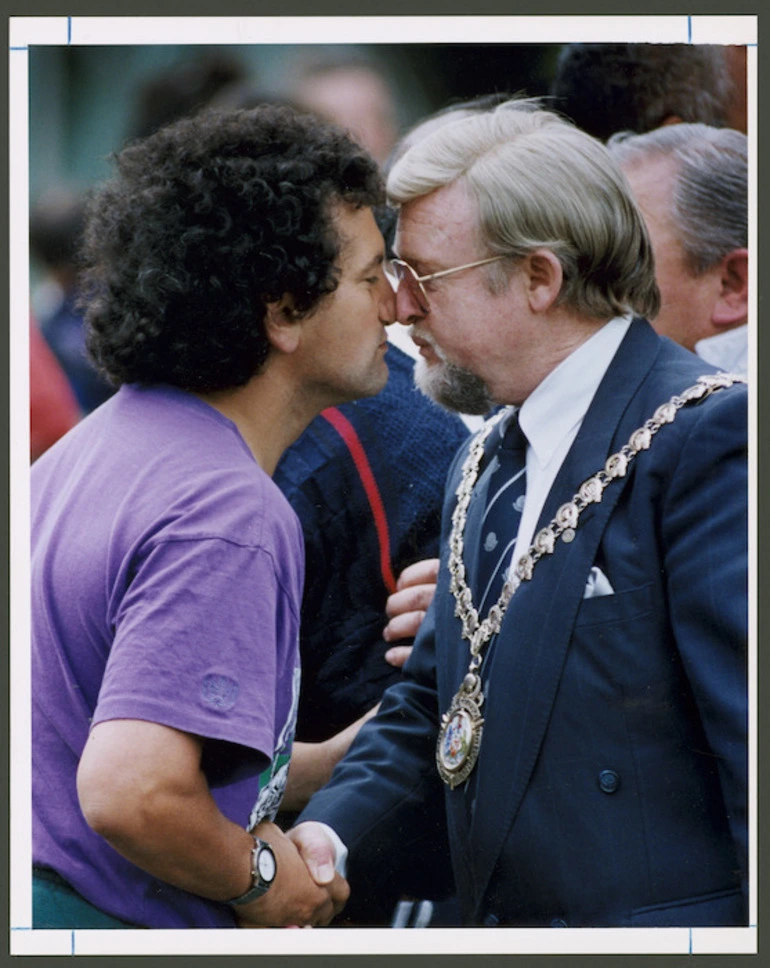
left=235, top=820, right=349, bottom=928
left=383, top=557, right=439, bottom=667
left=76, top=720, right=346, bottom=928
left=287, top=822, right=343, bottom=885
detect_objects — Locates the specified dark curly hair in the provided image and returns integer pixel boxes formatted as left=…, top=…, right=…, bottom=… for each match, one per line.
left=80, top=105, right=384, bottom=392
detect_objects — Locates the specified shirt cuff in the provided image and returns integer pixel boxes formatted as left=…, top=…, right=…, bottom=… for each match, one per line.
left=314, top=823, right=349, bottom=879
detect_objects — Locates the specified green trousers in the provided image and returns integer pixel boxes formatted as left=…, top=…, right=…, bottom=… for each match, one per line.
left=33, top=867, right=138, bottom=929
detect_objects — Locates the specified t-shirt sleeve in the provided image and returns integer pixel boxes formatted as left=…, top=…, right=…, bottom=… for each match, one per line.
left=94, top=536, right=290, bottom=760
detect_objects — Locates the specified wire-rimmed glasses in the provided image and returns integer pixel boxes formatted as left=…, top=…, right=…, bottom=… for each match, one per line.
left=390, top=255, right=506, bottom=314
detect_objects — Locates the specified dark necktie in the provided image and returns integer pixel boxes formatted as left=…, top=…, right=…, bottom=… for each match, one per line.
left=474, top=413, right=528, bottom=615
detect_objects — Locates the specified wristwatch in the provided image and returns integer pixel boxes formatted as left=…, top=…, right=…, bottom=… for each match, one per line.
left=228, top=837, right=277, bottom=906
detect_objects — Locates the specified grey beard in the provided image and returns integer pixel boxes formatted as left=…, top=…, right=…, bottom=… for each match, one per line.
left=414, top=357, right=495, bottom=415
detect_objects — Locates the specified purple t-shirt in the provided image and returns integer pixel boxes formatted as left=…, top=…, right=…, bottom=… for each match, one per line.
left=31, top=385, right=304, bottom=928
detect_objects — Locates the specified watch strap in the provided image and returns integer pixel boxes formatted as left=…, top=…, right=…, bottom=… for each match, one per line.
left=228, top=837, right=275, bottom=906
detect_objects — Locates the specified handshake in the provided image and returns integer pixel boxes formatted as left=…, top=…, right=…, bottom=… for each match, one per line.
left=235, top=820, right=348, bottom=929
left=236, top=560, right=441, bottom=929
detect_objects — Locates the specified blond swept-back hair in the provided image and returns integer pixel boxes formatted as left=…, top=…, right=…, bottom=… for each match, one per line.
left=387, top=98, right=660, bottom=321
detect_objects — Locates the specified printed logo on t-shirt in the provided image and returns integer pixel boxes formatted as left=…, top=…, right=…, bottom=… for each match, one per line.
left=200, top=673, right=239, bottom=710
left=247, top=663, right=301, bottom=829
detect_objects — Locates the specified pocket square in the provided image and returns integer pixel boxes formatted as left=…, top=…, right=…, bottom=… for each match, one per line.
left=583, top=566, right=614, bottom=599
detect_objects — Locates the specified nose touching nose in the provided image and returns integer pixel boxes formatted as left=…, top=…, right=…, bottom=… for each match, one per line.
left=380, top=277, right=398, bottom=326
left=394, top=279, right=425, bottom=325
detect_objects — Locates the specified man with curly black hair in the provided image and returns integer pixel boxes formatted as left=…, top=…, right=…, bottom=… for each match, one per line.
left=31, top=105, right=395, bottom=929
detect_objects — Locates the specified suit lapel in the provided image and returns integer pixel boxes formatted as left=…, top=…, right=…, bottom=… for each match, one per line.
left=465, top=319, right=663, bottom=915
left=535, top=320, right=662, bottom=532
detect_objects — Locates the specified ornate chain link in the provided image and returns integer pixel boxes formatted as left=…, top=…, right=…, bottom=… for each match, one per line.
left=448, top=371, right=746, bottom=663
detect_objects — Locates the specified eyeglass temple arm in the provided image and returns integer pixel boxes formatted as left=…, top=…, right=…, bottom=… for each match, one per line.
left=415, top=255, right=505, bottom=284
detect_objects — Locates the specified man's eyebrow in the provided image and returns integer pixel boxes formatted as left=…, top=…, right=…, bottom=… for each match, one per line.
left=359, top=251, right=385, bottom=273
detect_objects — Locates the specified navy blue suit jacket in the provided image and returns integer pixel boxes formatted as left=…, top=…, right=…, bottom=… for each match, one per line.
left=299, top=320, right=748, bottom=927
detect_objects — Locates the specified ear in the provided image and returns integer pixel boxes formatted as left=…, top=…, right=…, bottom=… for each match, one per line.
left=523, top=249, right=563, bottom=314
left=263, top=295, right=302, bottom=354
left=711, top=248, right=749, bottom=328
left=660, top=114, right=684, bottom=127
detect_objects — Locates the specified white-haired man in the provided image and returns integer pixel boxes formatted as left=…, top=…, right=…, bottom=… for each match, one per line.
left=288, top=101, right=748, bottom=928
left=608, top=123, right=748, bottom=376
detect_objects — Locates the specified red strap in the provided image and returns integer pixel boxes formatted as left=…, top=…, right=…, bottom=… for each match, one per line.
left=321, top=407, right=397, bottom=595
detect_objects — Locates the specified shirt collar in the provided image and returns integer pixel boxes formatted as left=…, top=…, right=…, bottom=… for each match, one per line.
left=694, top=324, right=748, bottom=376
left=506, top=315, right=632, bottom=469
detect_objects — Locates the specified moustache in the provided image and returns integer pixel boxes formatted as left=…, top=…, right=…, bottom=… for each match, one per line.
left=409, top=327, right=448, bottom=362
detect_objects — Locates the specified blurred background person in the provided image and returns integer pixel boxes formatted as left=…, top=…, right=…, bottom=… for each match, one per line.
left=30, top=190, right=114, bottom=415
left=29, top=318, right=79, bottom=462
left=609, top=123, right=748, bottom=375
left=126, top=50, right=248, bottom=140
left=550, top=43, right=747, bottom=141
left=721, top=45, right=749, bottom=133
left=28, top=41, right=560, bottom=206
left=288, top=51, right=401, bottom=167
left=273, top=333, right=470, bottom=763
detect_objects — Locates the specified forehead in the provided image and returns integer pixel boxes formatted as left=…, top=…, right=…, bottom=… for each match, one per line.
left=622, top=155, right=680, bottom=246
left=395, top=181, right=482, bottom=265
left=332, top=203, right=383, bottom=265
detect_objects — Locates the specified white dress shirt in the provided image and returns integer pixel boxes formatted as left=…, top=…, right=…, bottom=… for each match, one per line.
left=501, top=315, right=632, bottom=574
left=694, top=324, right=748, bottom=378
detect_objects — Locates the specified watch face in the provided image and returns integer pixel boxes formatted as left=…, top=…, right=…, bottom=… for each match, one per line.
left=257, top=845, right=276, bottom=883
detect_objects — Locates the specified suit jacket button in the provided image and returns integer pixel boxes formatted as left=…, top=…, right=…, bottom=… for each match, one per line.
left=598, top=769, right=620, bottom=793
left=483, top=913, right=499, bottom=926
left=550, top=918, right=568, bottom=928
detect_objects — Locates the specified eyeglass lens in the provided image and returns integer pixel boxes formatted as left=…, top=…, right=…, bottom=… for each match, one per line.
left=392, top=260, right=430, bottom=313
